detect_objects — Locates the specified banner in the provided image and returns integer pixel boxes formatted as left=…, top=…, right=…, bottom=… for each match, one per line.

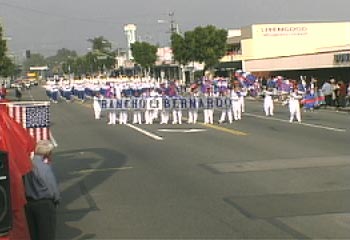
left=99, top=97, right=234, bottom=111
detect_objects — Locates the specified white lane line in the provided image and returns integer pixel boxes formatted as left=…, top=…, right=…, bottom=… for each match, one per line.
left=49, top=131, right=59, bottom=147
left=158, top=128, right=207, bottom=133
left=245, top=113, right=346, bottom=132
left=126, top=124, right=164, bottom=141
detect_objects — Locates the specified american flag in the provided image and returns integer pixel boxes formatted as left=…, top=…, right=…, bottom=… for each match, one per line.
left=6, top=101, right=51, bottom=142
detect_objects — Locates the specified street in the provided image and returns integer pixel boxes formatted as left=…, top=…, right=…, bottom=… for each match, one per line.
left=18, top=87, right=350, bottom=239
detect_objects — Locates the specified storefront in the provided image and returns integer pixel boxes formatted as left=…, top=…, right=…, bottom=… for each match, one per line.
left=224, top=21, right=350, bottom=82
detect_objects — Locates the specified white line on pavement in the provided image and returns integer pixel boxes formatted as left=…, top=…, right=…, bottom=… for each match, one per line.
left=126, top=124, right=164, bottom=141
left=245, top=113, right=346, bottom=132
left=158, top=128, right=207, bottom=133
left=49, top=131, right=59, bottom=147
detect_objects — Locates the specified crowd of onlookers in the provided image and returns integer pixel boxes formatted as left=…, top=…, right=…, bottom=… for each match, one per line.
left=320, top=77, right=349, bottom=109
left=246, top=75, right=350, bottom=110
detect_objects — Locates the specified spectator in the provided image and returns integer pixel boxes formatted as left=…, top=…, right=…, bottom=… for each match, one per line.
left=330, top=78, right=340, bottom=107
left=0, top=84, right=7, bottom=99
left=321, top=78, right=333, bottom=107
left=15, top=87, right=22, bottom=101
left=347, top=83, right=350, bottom=107
left=337, top=81, right=347, bottom=108
left=24, top=140, right=60, bottom=240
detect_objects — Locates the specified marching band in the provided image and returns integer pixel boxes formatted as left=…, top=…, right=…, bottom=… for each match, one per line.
left=42, top=72, right=329, bottom=125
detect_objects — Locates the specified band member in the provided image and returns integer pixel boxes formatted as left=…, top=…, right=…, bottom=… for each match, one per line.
left=144, top=90, right=154, bottom=124
left=187, top=88, right=199, bottom=124
left=203, top=86, right=214, bottom=124
left=50, top=84, right=59, bottom=103
left=289, top=88, right=303, bottom=123
left=150, top=88, right=160, bottom=123
left=119, top=92, right=128, bottom=124
left=263, top=87, right=274, bottom=116
left=231, top=86, right=241, bottom=121
left=172, top=95, right=183, bottom=124
left=239, top=87, right=247, bottom=113
left=107, top=96, right=117, bottom=125
left=62, top=84, right=73, bottom=102
left=76, top=83, right=85, bottom=102
left=160, top=91, right=170, bottom=124
left=132, top=91, right=142, bottom=124
left=93, top=92, right=102, bottom=120
left=218, top=89, right=233, bottom=124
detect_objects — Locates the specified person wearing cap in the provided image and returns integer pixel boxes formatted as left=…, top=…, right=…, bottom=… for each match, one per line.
left=24, top=140, right=60, bottom=240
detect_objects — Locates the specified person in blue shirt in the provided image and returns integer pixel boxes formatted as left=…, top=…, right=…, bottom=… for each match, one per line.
left=24, top=140, right=60, bottom=240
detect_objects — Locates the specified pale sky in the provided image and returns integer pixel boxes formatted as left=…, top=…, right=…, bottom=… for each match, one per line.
left=1, top=0, right=350, bottom=58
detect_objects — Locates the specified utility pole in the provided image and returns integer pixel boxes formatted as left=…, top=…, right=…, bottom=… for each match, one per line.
left=169, top=12, right=179, bottom=35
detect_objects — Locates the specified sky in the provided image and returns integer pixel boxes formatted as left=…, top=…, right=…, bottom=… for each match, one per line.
left=1, top=0, right=350, bottom=58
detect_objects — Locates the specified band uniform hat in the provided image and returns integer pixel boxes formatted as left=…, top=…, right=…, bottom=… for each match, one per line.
left=35, top=140, right=55, bottom=155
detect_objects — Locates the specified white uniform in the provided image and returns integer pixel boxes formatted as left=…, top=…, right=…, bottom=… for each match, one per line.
left=219, top=91, right=233, bottom=124
left=119, top=97, right=128, bottom=124
left=150, top=90, right=160, bottom=122
left=145, top=96, right=153, bottom=124
left=231, top=90, right=241, bottom=121
left=239, top=88, right=247, bottom=113
left=160, top=96, right=170, bottom=124
left=203, top=92, right=214, bottom=124
left=263, top=89, right=274, bottom=116
left=289, top=91, right=303, bottom=123
left=187, top=92, right=199, bottom=124
left=132, top=97, right=142, bottom=124
left=172, top=96, right=182, bottom=124
left=108, top=98, right=117, bottom=125
left=93, top=95, right=102, bottom=119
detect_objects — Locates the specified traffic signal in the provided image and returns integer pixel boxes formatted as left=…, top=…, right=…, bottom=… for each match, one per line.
left=25, top=50, right=31, bottom=59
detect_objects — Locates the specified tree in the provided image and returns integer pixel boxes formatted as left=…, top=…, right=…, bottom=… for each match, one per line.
left=192, top=25, right=227, bottom=71
left=0, top=56, right=15, bottom=77
left=87, top=37, right=116, bottom=74
left=46, top=48, right=78, bottom=74
left=171, top=25, right=227, bottom=71
left=88, top=36, right=112, bottom=54
left=131, top=41, right=157, bottom=76
left=0, top=25, right=14, bottom=77
left=171, top=33, right=193, bottom=65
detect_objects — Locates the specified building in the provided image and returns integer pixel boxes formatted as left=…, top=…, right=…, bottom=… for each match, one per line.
left=222, top=21, right=350, bottom=82
left=124, top=24, right=137, bottom=61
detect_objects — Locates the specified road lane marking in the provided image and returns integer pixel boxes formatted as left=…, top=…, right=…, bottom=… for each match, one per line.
left=245, top=113, right=346, bottom=132
left=198, top=122, right=248, bottom=136
left=126, top=124, right=164, bottom=141
left=71, top=166, right=133, bottom=174
left=158, top=128, right=207, bottom=133
left=49, top=131, right=58, bottom=147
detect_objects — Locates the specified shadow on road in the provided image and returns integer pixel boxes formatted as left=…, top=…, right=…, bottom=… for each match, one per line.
left=54, top=148, right=128, bottom=240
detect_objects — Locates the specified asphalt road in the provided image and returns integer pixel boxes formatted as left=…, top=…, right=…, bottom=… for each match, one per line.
left=13, top=86, right=350, bottom=239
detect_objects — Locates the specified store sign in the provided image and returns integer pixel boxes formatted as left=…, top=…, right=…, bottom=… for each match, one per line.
left=259, top=26, right=308, bottom=37
left=334, top=53, right=350, bottom=63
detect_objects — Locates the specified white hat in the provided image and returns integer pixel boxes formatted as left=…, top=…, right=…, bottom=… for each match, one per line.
left=35, top=140, right=54, bottom=155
